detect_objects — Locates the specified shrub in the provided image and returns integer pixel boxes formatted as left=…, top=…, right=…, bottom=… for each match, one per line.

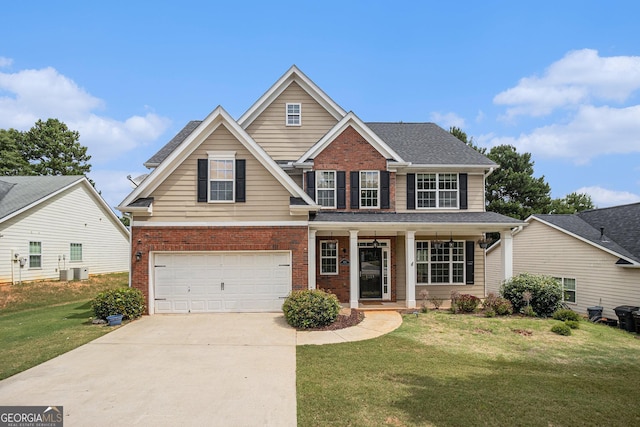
left=522, top=305, right=537, bottom=317
left=485, top=309, right=496, bottom=318
left=551, top=323, right=572, bottom=336
left=565, top=320, right=580, bottom=329
left=92, top=287, right=145, bottom=320
left=282, top=289, right=340, bottom=329
left=483, top=293, right=513, bottom=316
left=553, top=308, right=581, bottom=322
left=454, top=294, right=480, bottom=313
left=499, top=273, right=562, bottom=317
left=428, top=296, right=444, bottom=310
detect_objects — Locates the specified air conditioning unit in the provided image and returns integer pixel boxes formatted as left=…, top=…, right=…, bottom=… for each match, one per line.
left=73, top=267, right=89, bottom=280
left=59, top=269, right=73, bottom=281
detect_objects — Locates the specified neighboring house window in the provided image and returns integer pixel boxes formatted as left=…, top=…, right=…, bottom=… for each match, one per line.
left=70, top=243, right=83, bottom=262
left=416, top=240, right=465, bottom=284
left=209, top=154, right=235, bottom=202
left=286, top=103, right=301, bottom=126
left=416, top=173, right=458, bottom=208
left=316, top=171, right=336, bottom=208
left=360, top=171, right=379, bottom=208
left=29, top=241, right=42, bottom=269
left=555, top=277, right=577, bottom=303
left=320, top=241, right=338, bottom=275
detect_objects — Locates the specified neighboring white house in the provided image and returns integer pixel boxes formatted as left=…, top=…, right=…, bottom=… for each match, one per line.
left=486, top=203, right=640, bottom=319
left=0, top=176, right=130, bottom=284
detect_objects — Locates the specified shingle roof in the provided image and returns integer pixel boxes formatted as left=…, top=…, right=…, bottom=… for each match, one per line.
left=365, top=122, right=496, bottom=166
left=533, top=203, right=640, bottom=264
left=312, top=211, right=523, bottom=225
left=0, top=176, right=84, bottom=220
left=144, top=120, right=202, bottom=168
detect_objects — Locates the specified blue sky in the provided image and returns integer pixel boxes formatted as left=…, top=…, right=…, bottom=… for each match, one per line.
left=2, top=1, right=640, bottom=211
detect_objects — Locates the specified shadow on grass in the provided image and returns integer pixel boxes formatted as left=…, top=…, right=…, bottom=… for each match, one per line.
left=65, top=301, right=94, bottom=320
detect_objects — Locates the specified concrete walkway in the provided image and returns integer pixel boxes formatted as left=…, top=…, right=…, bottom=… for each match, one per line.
left=296, top=310, right=403, bottom=345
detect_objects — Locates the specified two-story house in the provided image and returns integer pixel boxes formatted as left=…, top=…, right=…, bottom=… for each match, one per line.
left=118, top=66, right=523, bottom=314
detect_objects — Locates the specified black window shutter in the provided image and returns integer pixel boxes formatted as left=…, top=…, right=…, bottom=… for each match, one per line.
left=305, top=171, right=315, bottom=200
left=459, top=173, right=468, bottom=210
left=465, top=240, right=475, bottom=284
left=406, top=173, right=415, bottom=210
left=197, top=159, right=208, bottom=202
left=235, top=159, right=246, bottom=202
left=381, top=171, right=390, bottom=209
left=337, top=171, right=346, bottom=209
left=350, top=171, right=359, bottom=209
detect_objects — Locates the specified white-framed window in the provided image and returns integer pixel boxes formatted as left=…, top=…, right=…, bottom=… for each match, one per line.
left=555, top=277, right=577, bottom=304
left=29, top=241, right=42, bottom=269
left=70, top=243, right=83, bottom=262
left=416, top=240, right=465, bottom=284
left=320, top=241, right=338, bottom=275
left=286, top=103, right=301, bottom=126
left=360, top=171, right=379, bottom=208
left=416, top=173, right=458, bottom=208
left=208, top=152, right=235, bottom=202
left=316, top=171, right=336, bottom=208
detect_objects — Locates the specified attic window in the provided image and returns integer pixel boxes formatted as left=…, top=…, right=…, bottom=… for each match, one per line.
left=208, top=152, right=235, bottom=202
left=286, top=103, right=301, bottom=126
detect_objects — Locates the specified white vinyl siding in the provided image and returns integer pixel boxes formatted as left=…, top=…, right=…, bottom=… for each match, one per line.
left=417, top=173, right=458, bottom=209
left=70, top=243, right=83, bottom=262
left=29, top=241, right=42, bottom=269
left=320, top=241, right=338, bottom=275
left=360, top=171, right=379, bottom=208
left=286, top=103, right=301, bottom=126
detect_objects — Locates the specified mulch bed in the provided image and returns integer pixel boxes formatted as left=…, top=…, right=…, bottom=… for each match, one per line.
left=302, top=309, right=365, bottom=331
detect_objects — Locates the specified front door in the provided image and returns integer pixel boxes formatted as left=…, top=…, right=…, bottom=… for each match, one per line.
left=359, top=247, right=382, bottom=299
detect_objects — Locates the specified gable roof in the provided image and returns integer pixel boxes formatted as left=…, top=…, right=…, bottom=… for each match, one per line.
left=366, top=122, right=497, bottom=167
left=298, top=112, right=405, bottom=163
left=118, top=106, right=316, bottom=211
left=238, top=65, right=347, bottom=128
left=145, top=120, right=202, bottom=168
left=530, top=203, right=640, bottom=265
left=0, top=176, right=129, bottom=235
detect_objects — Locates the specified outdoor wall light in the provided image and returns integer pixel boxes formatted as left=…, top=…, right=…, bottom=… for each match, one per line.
left=477, top=236, right=490, bottom=249
left=135, top=251, right=143, bottom=261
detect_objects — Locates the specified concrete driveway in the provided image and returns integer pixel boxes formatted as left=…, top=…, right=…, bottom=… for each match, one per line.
left=0, top=313, right=296, bottom=426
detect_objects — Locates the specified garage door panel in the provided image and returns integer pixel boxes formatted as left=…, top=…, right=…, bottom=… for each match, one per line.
left=154, top=251, right=292, bottom=313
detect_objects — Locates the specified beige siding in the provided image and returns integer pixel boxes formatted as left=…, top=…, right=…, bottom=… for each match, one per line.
left=0, top=185, right=129, bottom=283
left=396, top=172, right=485, bottom=213
left=487, top=220, right=640, bottom=319
left=485, top=245, right=503, bottom=295
left=142, top=124, right=303, bottom=223
left=245, top=81, right=339, bottom=161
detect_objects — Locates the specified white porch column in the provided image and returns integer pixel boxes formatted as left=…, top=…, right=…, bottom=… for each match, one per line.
left=308, top=229, right=317, bottom=289
left=349, top=230, right=359, bottom=308
left=405, top=230, right=416, bottom=308
left=501, top=231, right=514, bottom=281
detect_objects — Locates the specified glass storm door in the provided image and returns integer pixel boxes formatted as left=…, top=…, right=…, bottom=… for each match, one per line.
left=359, top=247, right=382, bottom=299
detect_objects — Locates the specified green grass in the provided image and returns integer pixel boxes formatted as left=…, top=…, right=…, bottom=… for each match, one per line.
left=0, top=273, right=128, bottom=380
left=297, top=311, right=640, bottom=427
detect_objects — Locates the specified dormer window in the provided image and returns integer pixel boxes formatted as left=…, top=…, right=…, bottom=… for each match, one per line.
left=286, top=103, right=301, bottom=126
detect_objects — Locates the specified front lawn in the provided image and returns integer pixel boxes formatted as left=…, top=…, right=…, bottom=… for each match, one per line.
left=297, top=311, right=640, bottom=426
left=0, top=273, right=128, bottom=380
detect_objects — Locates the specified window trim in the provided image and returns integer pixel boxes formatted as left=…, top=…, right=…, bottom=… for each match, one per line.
left=207, top=151, right=236, bottom=203
left=416, top=240, right=465, bottom=285
left=29, top=241, right=42, bottom=269
left=320, top=240, right=339, bottom=275
left=316, top=170, right=337, bottom=209
left=286, top=103, right=301, bottom=126
left=359, top=170, right=380, bottom=209
left=416, top=173, right=459, bottom=209
left=70, top=243, right=83, bottom=262
left=555, top=277, right=577, bottom=304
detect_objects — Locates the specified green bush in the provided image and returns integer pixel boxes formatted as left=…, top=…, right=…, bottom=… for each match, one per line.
left=485, top=308, right=496, bottom=318
left=551, top=323, right=572, bottom=336
left=92, top=287, right=145, bottom=320
left=500, top=273, right=562, bottom=317
left=522, top=305, right=537, bottom=317
left=553, top=308, right=581, bottom=322
left=282, top=289, right=340, bottom=329
left=483, top=293, right=513, bottom=315
left=453, top=294, right=481, bottom=313
left=565, top=320, right=580, bottom=329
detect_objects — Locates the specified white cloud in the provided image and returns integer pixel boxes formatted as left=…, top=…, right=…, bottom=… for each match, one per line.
left=575, top=186, right=640, bottom=208
left=0, top=57, right=13, bottom=68
left=429, top=112, right=465, bottom=129
left=494, top=49, right=640, bottom=118
left=487, top=104, right=640, bottom=163
left=0, top=65, right=171, bottom=163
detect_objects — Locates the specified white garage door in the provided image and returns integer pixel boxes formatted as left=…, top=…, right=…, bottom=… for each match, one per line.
left=153, top=251, right=292, bottom=313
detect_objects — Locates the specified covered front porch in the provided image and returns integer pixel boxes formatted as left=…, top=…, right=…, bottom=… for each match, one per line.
left=308, top=212, right=524, bottom=309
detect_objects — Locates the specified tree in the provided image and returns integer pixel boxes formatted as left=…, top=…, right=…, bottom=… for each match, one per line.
left=23, top=119, right=91, bottom=176
left=484, top=145, right=552, bottom=220
left=0, top=128, right=30, bottom=175
left=549, top=192, right=595, bottom=214
left=449, top=126, right=486, bottom=154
